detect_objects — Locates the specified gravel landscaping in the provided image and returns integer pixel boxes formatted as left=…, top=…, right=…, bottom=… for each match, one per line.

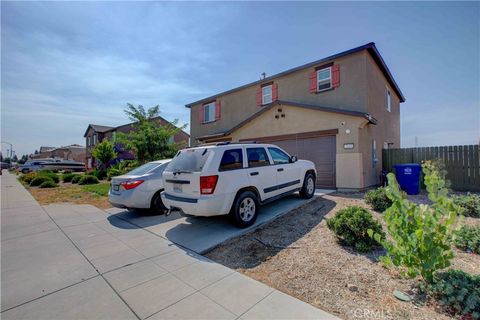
left=206, top=193, right=480, bottom=320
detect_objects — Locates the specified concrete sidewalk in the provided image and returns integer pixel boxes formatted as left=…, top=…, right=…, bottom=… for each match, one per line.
left=1, top=172, right=339, bottom=319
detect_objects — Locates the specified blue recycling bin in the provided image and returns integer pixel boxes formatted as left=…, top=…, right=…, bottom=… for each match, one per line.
left=393, top=163, right=422, bottom=195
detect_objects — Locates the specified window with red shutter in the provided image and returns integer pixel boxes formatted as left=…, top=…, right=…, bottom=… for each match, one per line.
left=272, top=83, right=278, bottom=101
left=198, top=105, right=204, bottom=123
left=332, top=64, right=340, bottom=88
left=215, top=100, right=221, bottom=120
left=256, top=88, right=262, bottom=106
left=309, top=71, right=317, bottom=93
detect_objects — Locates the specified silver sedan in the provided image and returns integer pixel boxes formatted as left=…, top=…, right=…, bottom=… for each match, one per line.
left=108, top=159, right=171, bottom=213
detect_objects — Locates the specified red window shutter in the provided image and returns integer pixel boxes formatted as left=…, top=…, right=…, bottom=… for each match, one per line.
left=215, top=100, right=221, bottom=120
left=272, top=83, right=278, bottom=101
left=332, top=64, right=340, bottom=88
left=198, top=105, right=204, bottom=123
left=309, top=71, right=317, bottom=93
left=256, top=87, right=262, bottom=106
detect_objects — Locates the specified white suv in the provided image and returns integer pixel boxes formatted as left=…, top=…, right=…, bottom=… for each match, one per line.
left=161, top=143, right=317, bottom=228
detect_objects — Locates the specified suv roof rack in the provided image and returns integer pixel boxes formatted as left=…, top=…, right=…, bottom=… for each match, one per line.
left=195, top=141, right=258, bottom=147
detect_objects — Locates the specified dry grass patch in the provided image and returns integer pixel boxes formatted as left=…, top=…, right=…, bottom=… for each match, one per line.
left=28, top=182, right=112, bottom=209
left=206, top=194, right=480, bottom=320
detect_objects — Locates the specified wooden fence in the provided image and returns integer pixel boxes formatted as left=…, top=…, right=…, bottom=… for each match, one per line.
left=382, top=145, right=480, bottom=192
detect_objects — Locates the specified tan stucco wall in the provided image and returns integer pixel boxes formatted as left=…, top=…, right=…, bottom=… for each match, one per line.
left=190, top=51, right=369, bottom=144
left=224, top=104, right=369, bottom=189
left=360, top=53, right=402, bottom=187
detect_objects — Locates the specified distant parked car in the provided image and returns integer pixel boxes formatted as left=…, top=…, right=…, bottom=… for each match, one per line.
left=18, top=160, right=54, bottom=173
left=108, top=159, right=171, bottom=212
left=161, top=143, right=317, bottom=228
left=1, top=162, right=11, bottom=170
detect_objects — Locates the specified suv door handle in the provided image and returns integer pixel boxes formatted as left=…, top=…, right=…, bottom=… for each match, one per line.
left=277, top=168, right=284, bottom=172
left=250, top=172, right=259, bottom=176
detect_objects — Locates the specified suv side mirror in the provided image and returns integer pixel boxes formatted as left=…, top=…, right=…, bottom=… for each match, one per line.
left=290, top=155, right=298, bottom=163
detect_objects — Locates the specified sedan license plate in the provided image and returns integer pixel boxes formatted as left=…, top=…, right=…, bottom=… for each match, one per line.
left=113, top=185, right=119, bottom=191
left=173, top=183, right=182, bottom=193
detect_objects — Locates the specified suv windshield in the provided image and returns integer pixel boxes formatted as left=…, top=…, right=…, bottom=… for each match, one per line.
left=166, top=148, right=210, bottom=173
left=127, top=162, right=161, bottom=176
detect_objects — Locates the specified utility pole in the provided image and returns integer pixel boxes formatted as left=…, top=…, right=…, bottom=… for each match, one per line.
left=1, top=141, right=13, bottom=158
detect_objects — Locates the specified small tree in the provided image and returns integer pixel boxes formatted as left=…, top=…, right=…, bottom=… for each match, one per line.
left=117, top=103, right=187, bottom=164
left=92, top=139, right=117, bottom=170
left=368, top=161, right=459, bottom=283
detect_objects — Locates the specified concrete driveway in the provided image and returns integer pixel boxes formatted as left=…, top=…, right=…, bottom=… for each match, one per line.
left=106, top=189, right=333, bottom=254
left=1, top=172, right=338, bottom=319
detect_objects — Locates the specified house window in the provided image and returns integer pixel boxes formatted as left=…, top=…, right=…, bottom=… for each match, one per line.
left=93, top=134, right=97, bottom=145
left=262, top=85, right=272, bottom=105
left=167, top=136, right=174, bottom=144
left=386, top=88, right=391, bottom=112
left=112, top=132, right=117, bottom=142
left=317, top=67, right=332, bottom=92
left=203, top=102, right=216, bottom=123
left=86, top=136, right=90, bottom=147
left=372, top=140, right=378, bottom=168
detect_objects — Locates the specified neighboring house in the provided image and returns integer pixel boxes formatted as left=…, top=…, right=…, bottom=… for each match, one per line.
left=30, top=146, right=56, bottom=159
left=83, top=117, right=190, bottom=169
left=30, top=145, right=86, bottom=163
left=186, top=42, right=405, bottom=190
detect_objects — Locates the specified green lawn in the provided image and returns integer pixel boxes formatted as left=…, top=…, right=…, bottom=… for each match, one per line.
left=81, top=182, right=110, bottom=197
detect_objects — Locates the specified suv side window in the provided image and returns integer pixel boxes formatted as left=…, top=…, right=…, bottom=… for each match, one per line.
left=247, top=148, right=270, bottom=168
left=268, top=147, right=290, bottom=165
left=219, top=148, right=243, bottom=171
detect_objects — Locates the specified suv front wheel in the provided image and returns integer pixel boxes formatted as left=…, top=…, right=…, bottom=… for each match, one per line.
left=300, top=172, right=316, bottom=199
left=230, top=191, right=259, bottom=228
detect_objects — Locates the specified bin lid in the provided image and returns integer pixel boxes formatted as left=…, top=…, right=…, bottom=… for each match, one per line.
left=393, top=163, right=421, bottom=168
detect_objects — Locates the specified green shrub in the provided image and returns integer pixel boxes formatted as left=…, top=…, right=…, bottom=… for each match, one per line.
left=39, top=180, right=58, bottom=188
left=78, top=175, right=99, bottom=185
left=62, top=173, right=76, bottom=183
left=364, top=187, right=392, bottom=212
left=453, top=193, right=480, bottom=218
left=71, top=175, right=82, bottom=184
left=422, top=270, right=480, bottom=319
left=20, top=172, right=38, bottom=184
left=30, top=176, right=54, bottom=187
left=369, top=161, right=459, bottom=282
left=327, top=206, right=384, bottom=252
left=91, top=169, right=107, bottom=180
left=107, top=168, right=122, bottom=181
left=37, top=170, right=60, bottom=183
left=454, top=225, right=480, bottom=254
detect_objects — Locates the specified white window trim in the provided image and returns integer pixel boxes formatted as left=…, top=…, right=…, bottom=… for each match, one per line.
left=203, top=102, right=216, bottom=123
left=261, top=85, right=273, bottom=105
left=93, top=134, right=97, bottom=145
left=86, top=136, right=90, bottom=146
left=317, top=67, right=332, bottom=92
left=386, top=87, right=391, bottom=112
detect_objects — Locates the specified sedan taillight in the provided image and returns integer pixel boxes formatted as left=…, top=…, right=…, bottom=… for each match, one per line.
left=120, top=180, right=144, bottom=190
left=200, top=175, right=218, bottom=194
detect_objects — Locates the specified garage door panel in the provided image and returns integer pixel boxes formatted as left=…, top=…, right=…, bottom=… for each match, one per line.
left=262, top=135, right=336, bottom=188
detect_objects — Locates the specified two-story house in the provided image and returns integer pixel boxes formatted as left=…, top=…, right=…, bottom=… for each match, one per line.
left=83, top=116, right=190, bottom=169
left=186, top=42, right=405, bottom=190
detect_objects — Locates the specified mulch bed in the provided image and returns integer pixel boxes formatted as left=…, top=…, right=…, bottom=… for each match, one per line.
left=206, top=193, right=480, bottom=320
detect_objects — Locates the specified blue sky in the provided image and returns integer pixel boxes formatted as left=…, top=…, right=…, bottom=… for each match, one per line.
left=1, top=1, right=479, bottom=156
